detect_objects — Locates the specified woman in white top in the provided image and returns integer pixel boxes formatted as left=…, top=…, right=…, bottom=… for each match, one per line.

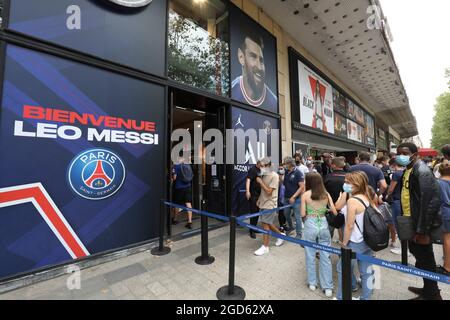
left=336, top=171, right=375, bottom=300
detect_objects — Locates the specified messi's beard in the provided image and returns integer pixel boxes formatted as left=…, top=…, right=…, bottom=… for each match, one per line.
left=243, top=65, right=265, bottom=100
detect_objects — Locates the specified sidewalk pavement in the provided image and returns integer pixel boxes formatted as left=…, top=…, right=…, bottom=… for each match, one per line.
left=0, top=225, right=449, bottom=300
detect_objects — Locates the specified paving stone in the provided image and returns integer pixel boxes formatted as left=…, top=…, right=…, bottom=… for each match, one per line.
left=103, top=263, right=147, bottom=286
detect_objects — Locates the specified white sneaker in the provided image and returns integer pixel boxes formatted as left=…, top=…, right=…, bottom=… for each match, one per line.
left=254, top=246, right=269, bottom=256
left=352, top=297, right=360, bottom=300
left=324, top=289, right=333, bottom=298
left=275, top=233, right=286, bottom=247
left=390, top=247, right=402, bottom=255
left=309, top=285, right=317, bottom=291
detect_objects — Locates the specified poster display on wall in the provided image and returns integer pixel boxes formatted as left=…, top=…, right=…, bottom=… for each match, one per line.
left=347, top=119, right=363, bottom=143
left=364, top=113, right=375, bottom=146
left=297, top=61, right=334, bottom=134
left=355, top=104, right=365, bottom=125
left=334, top=113, right=348, bottom=138
left=332, top=88, right=347, bottom=115
left=231, top=106, right=279, bottom=216
left=8, top=0, right=167, bottom=77
left=347, top=99, right=356, bottom=121
left=230, top=5, right=278, bottom=114
left=0, top=44, right=165, bottom=280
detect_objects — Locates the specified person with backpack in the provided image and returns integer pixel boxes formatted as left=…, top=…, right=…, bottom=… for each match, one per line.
left=172, top=156, right=194, bottom=229
left=301, top=173, right=338, bottom=297
left=336, top=171, right=386, bottom=300
left=396, top=143, right=443, bottom=300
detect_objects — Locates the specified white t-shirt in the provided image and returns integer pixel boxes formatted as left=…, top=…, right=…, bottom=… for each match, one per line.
left=296, top=165, right=310, bottom=177
left=342, top=200, right=367, bottom=244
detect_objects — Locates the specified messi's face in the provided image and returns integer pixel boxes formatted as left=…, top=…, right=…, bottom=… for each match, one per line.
left=239, top=38, right=266, bottom=93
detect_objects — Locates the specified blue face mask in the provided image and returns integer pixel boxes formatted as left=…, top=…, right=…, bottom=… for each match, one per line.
left=396, top=155, right=412, bottom=167
left=343, top=183, right=353, bottom=194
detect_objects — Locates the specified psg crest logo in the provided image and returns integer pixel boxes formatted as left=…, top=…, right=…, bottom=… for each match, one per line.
left=68, top=149, right=126, bottom=200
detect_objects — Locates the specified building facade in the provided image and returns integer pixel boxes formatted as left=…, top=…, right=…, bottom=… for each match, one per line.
left=0, top=0, right=417, bottom=286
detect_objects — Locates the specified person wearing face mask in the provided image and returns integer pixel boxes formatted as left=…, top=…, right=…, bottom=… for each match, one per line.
left=246, top=159, right=263, bottom=239
left=396, top=143, right=443, bottom=300
left=305, top=156, right=318, bottom=173
left=295, top=153, right=310, bottom=177
left=282, top=157, right=305, bottom=238
left=336, top=171, right=377, bottom=300
left=254, top=158, right=285, bottom=256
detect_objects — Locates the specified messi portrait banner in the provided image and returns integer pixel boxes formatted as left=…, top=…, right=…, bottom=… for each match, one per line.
left=230, top=5, right=278, bottom=114
left=0, top=44, right=165, bottom=280
left=297, top=60, right=335, bottom=135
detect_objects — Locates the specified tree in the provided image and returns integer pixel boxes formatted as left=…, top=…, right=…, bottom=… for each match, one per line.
left=431, top=70, right=450, bottom=150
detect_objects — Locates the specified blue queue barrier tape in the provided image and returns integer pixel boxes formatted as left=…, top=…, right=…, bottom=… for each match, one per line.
left=164, top=201, right=230, bottom=222
left=355, top=252, right=450, bottom=285
left=237, top=220, right=342, bottom=256
left=237, top=204, right=294, bottom=222
left=238, top=217, right=450, bottom=286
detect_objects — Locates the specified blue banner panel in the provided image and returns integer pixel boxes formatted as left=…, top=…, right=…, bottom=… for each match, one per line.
left=0, top=44, right=166, bottom=280
left=8, top=0, right=167, bottom=77
left=230, top=107, right=279, bottom=216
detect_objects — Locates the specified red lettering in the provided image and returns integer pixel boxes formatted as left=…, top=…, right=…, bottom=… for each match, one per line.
left=144, top=122, right=156, bottom=132
left=52, top=109, right=70, bottom=123
left=23, top=105, right=45, bottom=120
left=69, top=112, right=89, bottom=125
left=104, top=116, right=117, bottom=128
left=87, top=114, right=105, bottom=127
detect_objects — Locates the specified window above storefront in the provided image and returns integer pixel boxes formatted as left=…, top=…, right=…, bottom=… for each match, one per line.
left=168, top=0, right=230, bottom=97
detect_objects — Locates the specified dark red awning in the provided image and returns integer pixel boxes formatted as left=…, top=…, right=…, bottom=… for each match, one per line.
left=418, top=148, right=438, bottom=157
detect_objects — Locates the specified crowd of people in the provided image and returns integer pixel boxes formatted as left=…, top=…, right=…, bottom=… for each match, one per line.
left=245, top=143, right=450, bottom=300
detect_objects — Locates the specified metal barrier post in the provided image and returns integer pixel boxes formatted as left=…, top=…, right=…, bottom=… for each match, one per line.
left=217, top=196, right=245, bottom=300
left=151, top=199, right=171, bottom=256
left=401, top=240, right=408, bottom=266
left=341, top=246, right=354, bottom=301
left=195, top=200, right=215, bottom=265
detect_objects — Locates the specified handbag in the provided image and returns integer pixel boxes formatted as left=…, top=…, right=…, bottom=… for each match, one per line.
left=326, top=210, right=345, bottom=229
left=396, top=216, right=415, bottom=241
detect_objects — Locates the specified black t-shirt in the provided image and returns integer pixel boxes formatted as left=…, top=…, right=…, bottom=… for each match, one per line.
left=324, top=170, right=346, bottom=203
left=321, top=163, right=332, bottom=177
left=381, top=165, right=392, bottom=185
left=247, top=165, right=261, bottom=199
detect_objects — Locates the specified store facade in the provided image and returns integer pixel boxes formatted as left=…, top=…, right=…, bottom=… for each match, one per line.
left=0, top=0, right=283, bottom=283
left=0, top=0, right=418, bottom=285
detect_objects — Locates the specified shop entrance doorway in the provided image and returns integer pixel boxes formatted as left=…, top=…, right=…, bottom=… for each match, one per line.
left=169, top=89, right=227, bottom=237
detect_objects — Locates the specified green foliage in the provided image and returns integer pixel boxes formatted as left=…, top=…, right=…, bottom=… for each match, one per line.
left=431, top=91, right=450, bottom=150
left=168, top=11, right=229, bottom=96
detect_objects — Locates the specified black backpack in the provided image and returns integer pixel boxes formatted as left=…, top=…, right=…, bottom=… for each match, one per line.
left=179, top=164, right=193, bottom=183
left=352, top=197, right=389, bottom=252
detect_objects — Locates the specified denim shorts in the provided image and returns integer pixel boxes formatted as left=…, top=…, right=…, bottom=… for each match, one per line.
left=444, top=219, right=450, bottom=233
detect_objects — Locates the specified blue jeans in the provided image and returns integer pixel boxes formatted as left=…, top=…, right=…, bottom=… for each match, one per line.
left=283, top=197, right=302, bottom=236
left=337, top=241, right=374, bottom=300
left=303, top=218, right=333, bottom=290
left=391, top=200, right=401, bottom=231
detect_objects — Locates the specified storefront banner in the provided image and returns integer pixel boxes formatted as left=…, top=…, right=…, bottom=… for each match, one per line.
left=347, top=119, right=363, bottom=143
left=230, top=5, right=278, bottom=114
left=0, top=44, right=165, bottom=280
left=8, top=0, right=167, bottom=77
left=298, top=61, right=334, bottom=134
left=230, top=107, right=279, bottom=216
left=334, top=113, right=347, bottom=138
